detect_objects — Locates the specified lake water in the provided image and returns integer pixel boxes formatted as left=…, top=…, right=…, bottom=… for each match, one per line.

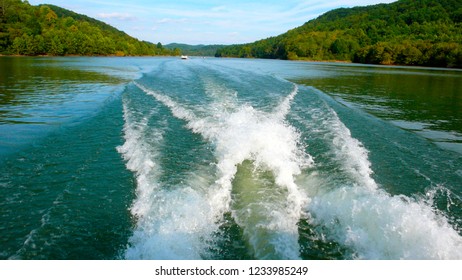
left=1, top=56, right=461, bottom=259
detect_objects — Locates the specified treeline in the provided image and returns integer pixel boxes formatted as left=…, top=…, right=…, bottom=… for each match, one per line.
left=216, top=0, right=462, bottom=68
left=165, top=43, right=225, bottom=57
left=0, top=0, right=179, bottom=56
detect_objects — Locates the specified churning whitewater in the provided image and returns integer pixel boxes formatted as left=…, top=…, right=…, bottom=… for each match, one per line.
left=117, top=59, right=462, bottom=260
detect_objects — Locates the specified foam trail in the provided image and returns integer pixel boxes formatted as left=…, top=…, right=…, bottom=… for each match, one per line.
left=135, top=81, right=313, bottom=259
left=125, top=186, right=217, bottom=259
left=322, top=108, right=377, bottom=191
left=309, top=186, right=462, bottom=259
left=273, top=84, right=299, bottom=121
left=117, top=101, right=162, bottom=219
left=297, top=96, right=462, bottom=259
left=119, top=90, right=219, bottom=259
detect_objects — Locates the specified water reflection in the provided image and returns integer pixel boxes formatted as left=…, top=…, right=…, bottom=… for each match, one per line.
left=0, top=57, right=128, bottom=156
left=0, top=57, right=125, bottom=122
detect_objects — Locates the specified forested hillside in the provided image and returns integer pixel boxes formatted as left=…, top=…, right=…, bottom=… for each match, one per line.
left=165, top=43, right=225, bottom=57
left=0, top=0, right=178, bottom=56
left=216, top=0, right=462, bottom=68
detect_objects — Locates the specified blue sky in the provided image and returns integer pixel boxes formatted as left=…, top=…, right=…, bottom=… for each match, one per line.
left=28, top=0, right=396, bottom=45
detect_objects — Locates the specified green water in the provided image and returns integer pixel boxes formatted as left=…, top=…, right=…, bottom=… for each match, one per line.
left=293, top=63, right=462, bottom=154
left=1, top=57, right=461, bottom=259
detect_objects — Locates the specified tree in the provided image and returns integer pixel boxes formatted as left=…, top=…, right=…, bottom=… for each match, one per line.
left=0, top=0, right=17, bottom=17
left=330, top=38, right=350, bottom=55
left=396, top=43, right=422, bottom=65
left=216, top=0, right=462, bottom=68
left=0, top=1, right=175, bottom=56
left=48, top=34, right=64, bottom=55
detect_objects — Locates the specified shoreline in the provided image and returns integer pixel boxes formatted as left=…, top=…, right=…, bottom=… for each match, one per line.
left=1, top=54, right=461, bottom=70
left=0, top=54, right=169, bottom=58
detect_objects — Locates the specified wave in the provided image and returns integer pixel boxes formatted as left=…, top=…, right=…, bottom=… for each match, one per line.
left=119, top=61, right=462, bottom=259
left=127, top=77, right=312, bottom=259
left=119, top=85, right=219, bottom=259
left=294, top=88, right=462, bottom=259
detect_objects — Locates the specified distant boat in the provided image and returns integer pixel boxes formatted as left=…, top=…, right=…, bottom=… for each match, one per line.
left=181, top=55, right=189, bottom=59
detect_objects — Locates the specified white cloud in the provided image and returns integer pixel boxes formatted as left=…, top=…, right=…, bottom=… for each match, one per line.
left=156, top=18, right=188, bottom=24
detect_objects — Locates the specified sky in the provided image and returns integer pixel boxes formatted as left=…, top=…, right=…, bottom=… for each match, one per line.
left=28, top=0, right=396, bottom=45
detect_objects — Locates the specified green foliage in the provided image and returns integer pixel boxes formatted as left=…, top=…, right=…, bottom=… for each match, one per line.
left=0, top=0, right=174, bottom=56
left=216, top=0, right=462, bottom=68
left=165, top=43, right=226, bottom=57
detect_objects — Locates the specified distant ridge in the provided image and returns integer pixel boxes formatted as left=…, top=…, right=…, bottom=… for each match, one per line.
left=165, top=43, right=226, bottom=57
left=0, top=1, right=177, bottom=56
left=216, top=0, right=462, bottom=68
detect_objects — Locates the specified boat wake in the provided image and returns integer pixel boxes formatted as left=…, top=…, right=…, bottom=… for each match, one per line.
left=118, top=60, right=462, bottom=259
left=291, top=96, right=462, bottom=259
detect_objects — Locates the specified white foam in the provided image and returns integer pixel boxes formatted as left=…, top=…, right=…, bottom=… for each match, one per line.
left=135, top=81, right=313, bottom=259
left=125, top=186, right=216, bottom=259
left=273, top=84, right=299, bottom=121
left=126, top=80, right=462, bottom=259
left=297, top=97, right=462, bottom=259
left=309, top=186, right=462, bottom=259
left=309, top=105, right=377, bottom=190
left=117, top=101, right=163, bottom=219
left=121, top=93, right=222, bottom=259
